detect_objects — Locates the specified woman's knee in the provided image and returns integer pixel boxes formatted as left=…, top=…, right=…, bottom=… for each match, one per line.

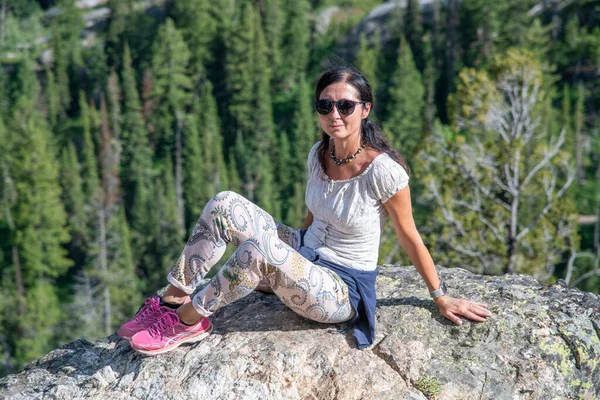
left=213, top=190, right=242, bottom=202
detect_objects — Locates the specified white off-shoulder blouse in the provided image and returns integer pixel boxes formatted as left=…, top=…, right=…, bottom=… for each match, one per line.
left=303, top=141, right=410, bottom=271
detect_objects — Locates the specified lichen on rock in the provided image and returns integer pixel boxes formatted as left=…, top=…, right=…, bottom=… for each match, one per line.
left=1, top=266, right=599, bottom=399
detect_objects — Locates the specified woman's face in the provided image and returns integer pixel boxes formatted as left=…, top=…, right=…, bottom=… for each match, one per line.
left=317, top=81, right=371, bottom=142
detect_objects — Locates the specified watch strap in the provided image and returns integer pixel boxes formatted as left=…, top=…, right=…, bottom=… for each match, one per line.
left=429, top=281, right=446, bottom=299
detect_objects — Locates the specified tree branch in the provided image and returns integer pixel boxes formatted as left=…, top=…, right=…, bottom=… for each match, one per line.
left=516, top=159, right=576, bottom=241
left=521, top=128, right=566, bottom=189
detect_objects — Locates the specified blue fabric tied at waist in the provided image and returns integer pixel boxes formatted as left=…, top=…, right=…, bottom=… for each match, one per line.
left=298, top=231, right=379, bottom=350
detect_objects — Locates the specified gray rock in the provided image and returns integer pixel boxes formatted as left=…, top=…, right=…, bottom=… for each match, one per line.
left=1, top=266, right=599, bottom=399
left=336, top=0, right=443, bottom=60
left=314, top=6, right=342, bottom=35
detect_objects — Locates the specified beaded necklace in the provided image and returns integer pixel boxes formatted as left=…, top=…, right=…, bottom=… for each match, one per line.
left=330, top=143, right=366, bottom=166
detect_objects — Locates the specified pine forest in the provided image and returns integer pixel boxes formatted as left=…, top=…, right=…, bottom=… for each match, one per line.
left=0, top=0, right=599, bottom=376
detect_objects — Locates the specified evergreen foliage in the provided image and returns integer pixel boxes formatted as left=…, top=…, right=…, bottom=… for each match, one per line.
left=120, top=42, right=152, bottom=215
left=386, top=36, right=425, bottom=157
left=168, top=0, right=217, bottom=86
left=278, top=0, right=311, bottom=90
left=354, top=31, right=381, bottom=108
left=1, top=0, right=598, bottom=377
left=3, top=96, right=72, bottom=371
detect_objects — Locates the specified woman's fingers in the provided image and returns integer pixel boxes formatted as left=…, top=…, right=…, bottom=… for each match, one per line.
left=462, top=310, right=489, bottom=322
left=438, top=297, right=492, bottom=325
left=444, top=310, right=464, bottom=326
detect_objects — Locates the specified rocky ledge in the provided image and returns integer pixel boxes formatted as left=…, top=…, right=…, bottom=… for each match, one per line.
left=1, top=266, right=599, bottom=399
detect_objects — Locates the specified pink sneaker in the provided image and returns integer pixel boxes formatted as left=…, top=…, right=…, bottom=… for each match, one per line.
left=129, top=310, right=212, bottom=356
left=117, top=296, right=190, bottom=339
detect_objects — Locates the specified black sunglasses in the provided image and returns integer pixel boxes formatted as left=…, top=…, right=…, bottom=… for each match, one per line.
left=315, top=99, right=367, bottom=116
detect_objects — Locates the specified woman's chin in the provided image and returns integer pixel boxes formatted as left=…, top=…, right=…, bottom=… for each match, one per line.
left=326, top=128, right=346, bottom=137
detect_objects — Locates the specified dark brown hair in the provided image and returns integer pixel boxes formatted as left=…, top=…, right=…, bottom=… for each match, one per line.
left=314, top=62, right=410, bottom=175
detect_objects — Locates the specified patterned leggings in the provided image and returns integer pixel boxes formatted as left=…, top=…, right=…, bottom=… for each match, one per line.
left=167, top=191, right=354, bottom=324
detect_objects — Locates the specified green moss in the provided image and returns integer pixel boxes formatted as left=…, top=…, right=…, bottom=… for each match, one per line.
left=415, top=375, right=441, bottom=400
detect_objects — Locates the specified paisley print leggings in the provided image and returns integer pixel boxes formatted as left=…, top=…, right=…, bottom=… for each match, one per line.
left=167, top=191, right=355, bottom=324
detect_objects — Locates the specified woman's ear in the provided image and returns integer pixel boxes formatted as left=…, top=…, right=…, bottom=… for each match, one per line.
left=362, top=102, right=372, bottom=119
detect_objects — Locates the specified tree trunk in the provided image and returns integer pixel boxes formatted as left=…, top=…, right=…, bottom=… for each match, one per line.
left=505, top=195, right=520, bottom=274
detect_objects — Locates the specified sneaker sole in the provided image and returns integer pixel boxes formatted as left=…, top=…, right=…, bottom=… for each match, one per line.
left=118, top=332, right=134, bottom=340
left=132, top=324, right=213, bottom=356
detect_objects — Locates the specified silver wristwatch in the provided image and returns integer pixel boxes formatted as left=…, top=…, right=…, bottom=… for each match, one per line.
left=429, top=280, right=447, bottom=299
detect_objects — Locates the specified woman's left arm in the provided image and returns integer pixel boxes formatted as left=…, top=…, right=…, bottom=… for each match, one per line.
left=383, top=186, right=492, bottom=325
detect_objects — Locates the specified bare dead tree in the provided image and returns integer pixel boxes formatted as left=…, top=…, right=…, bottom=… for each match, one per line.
left=425, top=55, right=577, bottom=278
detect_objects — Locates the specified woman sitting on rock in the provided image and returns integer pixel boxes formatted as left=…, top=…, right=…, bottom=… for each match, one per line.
left=118, top=63, right=492, bottom=356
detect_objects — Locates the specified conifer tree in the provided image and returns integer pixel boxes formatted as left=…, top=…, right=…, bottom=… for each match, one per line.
left=252, top=10, right=277, bottom=212
left=105, top=205, right=140, bottom=326
left=97, top=93, right=122, bottom=334
left=227, top=154, right=242, bottom=195
left=106, top=0, right=128, bottom=67
left=11, top=57, right=38, bottom=108
left=0, top=65, right=8, bottom=118
left=120, top=42, right=153, bottom=214
left=107, top=71, right=122, bottom=141
left=494, top=0, right=538, bottom=54
left=50, top=28, right=71, bottom=117
left=5, top=96, right=72, bottom=368
left=523, top=19, right=552, bottom=62
left=44, top=68, right=60, bottom=128
left=276, top=132, right=293, bottom=223
left=574, top=83, right=585, bottom=182
left=99, top=93, right=121, bottom=213
left=59, top=142, right=87, bottom=248
left=150, top=18, right=192, bottom=157
left=153, top=158, right=184, bottom=288
left=264, top=0, right=283, bottom=87
left=79, top=92, right=101, bottom=205
left=459, top=0, right=496, bottom=67
left=440, top=0, right=461, bottom=122
left=226, top=3, right=256, bottom=147
left=169, top=0, right=217, bottom=87
left=431, top=0, right=443, bottom=70
left=290, top=74, right=318, bottom=183
left=83, top=43, right=110, bottom=98
left=150, top=18, right=192, bottom=234
left=354, top=31, right=381, bottom=103
left=203, top=0, right=236, bottom=131
left=129, top=173, right=155, bottom=286
left=404, top=0, right=424, bottom=71
left=197, top=79, right=227, bottom=202
left=278, top=0, right=311, bottom=89
left=422, top=34, right=437, bottom=140
left=226, top=3, right=277, bottom=208
left=47, top=0, right=84, bottom=114
left=182, top=112, right=206, bottom=227
left=386, top=36, right=425, bottom=157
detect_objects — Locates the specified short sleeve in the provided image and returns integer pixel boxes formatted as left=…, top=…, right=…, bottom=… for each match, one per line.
left=306, top=141, right=321, bottom=177
left=371, top=155, right=410, bottom=203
